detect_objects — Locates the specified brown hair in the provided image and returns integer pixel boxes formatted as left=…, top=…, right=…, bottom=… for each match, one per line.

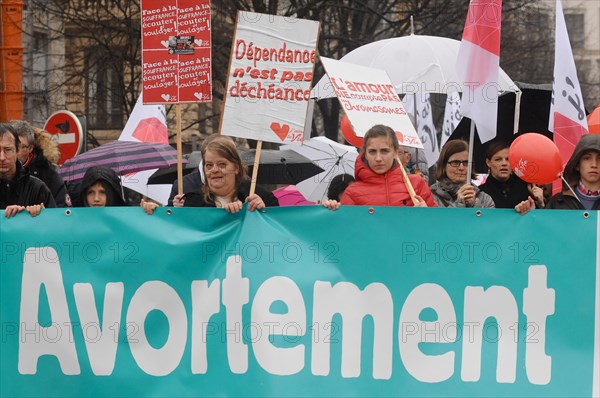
left=200, top=134, right=248, bottom=204
left=362, top=125, right=400, bottom=152
left=483, top=140, right=510, bottom=161
left=0, top=123, right=19, bottom=151
left=435, top=139, right=472, bottom=181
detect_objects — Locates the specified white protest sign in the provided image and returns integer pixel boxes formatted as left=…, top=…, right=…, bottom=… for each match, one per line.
left=320, top=57, right=423, bottom=149
left=219, top=12, right=319, bottom=144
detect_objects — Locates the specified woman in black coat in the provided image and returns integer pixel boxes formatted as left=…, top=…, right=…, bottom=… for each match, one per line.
left=142, top=134, right=277, bottom=214
left=479, top=141, right=544, bottom=211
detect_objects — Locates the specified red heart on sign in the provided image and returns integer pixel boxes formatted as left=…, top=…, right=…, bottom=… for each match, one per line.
left=270, top=122, right=290, bottom=141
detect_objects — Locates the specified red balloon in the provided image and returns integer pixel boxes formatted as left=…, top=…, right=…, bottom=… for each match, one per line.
left=509, top=133, right=562, bottom=184
left=340, top=114, right=363, bottom=148
left=340, top=115, right=405, bottom=149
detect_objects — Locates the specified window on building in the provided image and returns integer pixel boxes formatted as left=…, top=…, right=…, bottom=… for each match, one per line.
left=24, top=32, right=49, bottom=124
left=31, top=32, right=48, bottom=89
left=533, top=11, right=550, bottom=41
left=85, top=50, right=124, bottom=129
left=564, top=13, right=585, bottom=49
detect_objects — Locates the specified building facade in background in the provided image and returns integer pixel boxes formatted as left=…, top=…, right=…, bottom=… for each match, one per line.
left=562, top=0, right=600, bottom=112
left=21, top=0, right=65, bottom=125
left=9, top=0, right=600, bottom=144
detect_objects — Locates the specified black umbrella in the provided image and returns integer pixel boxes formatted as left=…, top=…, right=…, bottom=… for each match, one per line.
left=148, top=149, right=324, bottom=185
left=146, top=151, right=202, bottom=184
left=449, top=82, right=553, bottom=172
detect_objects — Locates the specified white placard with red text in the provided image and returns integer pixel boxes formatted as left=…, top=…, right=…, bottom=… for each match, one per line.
left=320, top=57, right=423, bottom=149
left=219, top=12, right=319, bottom=144
left=141, top=0, right=211, bottom=104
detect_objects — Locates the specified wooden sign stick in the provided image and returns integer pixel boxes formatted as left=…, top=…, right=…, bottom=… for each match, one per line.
left=176, top=104, right=183, bottom=196
left=249, top=140, right=262, bottom=196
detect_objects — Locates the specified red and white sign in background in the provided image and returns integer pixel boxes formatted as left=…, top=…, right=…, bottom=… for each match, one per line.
left=43, top=110, right=84, bottom=165
left=141, top=0, right=212, bottom=104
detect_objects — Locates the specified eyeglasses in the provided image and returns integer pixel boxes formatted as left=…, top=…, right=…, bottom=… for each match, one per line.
left=447, top=160, right=469, bottom=168
left=204, top=162, right=230, bottom=171
left=0, top=147, right=16, bottom=155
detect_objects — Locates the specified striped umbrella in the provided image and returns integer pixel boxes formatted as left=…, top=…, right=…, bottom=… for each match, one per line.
left=59, top=141, right=184, bottom=182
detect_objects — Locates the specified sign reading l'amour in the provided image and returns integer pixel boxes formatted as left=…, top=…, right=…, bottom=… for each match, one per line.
left=319, top=56, right=423, bottom=149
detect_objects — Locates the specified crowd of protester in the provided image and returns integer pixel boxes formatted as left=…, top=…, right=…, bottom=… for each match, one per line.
left=2, top=120, right=600, bottom=219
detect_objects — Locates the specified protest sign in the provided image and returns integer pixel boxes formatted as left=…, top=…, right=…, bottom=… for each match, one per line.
left=320, top=57, right=423, bottom=149
left=219, top=12, right=319, bottom=144
left=141, top=0, right=211, bottom=104
left=1, top=207, right=599, bottom=397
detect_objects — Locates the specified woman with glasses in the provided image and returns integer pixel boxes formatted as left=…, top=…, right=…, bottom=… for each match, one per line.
left=429, top=140, right=494, bottom=208
left=142, top=134, right=277, bottom=214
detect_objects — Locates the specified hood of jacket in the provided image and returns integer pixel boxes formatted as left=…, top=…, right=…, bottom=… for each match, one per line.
left=564, top=134, right=600, bottom=187
left=80, top=166, right=125, bottom=206
left=33, top=128, right=61, bottom=165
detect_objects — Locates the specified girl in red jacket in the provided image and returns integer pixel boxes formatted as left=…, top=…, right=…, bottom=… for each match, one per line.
left=323, top=125, right=436, bottom=209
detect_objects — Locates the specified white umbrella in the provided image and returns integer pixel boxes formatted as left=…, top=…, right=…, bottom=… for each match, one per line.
left=281, top=137, right=358, bottom=203
left=311, top=34, right=519, bottom=99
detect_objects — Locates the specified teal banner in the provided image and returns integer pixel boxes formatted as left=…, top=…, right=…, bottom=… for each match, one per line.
left=1, top=207, right=599, bottom=396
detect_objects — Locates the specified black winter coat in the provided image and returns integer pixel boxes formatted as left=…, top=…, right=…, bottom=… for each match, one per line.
left=168, top=170, right=203, bottom=206
left=25, top=147, right=68, bottom=207
left=0, top=162, right=56, bottom=209
left=479, top=174, right=531, bottom=209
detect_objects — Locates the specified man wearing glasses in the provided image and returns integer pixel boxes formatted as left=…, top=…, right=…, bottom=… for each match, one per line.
left=0, top=123, right=55, bottom=218
left=398, top=145, right=412, bottom=168
left=399, top=145, right=429, bottom=182
left=9, top=120, right=68, bottom=207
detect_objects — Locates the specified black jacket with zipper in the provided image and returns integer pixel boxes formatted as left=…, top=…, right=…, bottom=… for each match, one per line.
left=0, top=162, right=56, bottom=209
left=24, top=147, right=68, bottom=207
